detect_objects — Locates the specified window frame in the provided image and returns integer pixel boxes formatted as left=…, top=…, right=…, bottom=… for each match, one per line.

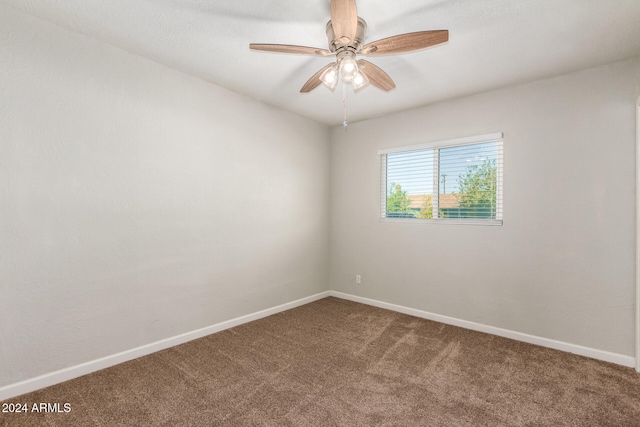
left=379, top=132, right=503, bottom=226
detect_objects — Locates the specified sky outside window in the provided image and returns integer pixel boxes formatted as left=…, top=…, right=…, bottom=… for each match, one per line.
left=386, top=149, right=433, bottom=195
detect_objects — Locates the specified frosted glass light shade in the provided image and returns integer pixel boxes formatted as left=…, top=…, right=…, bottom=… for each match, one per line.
left=320, top=64, right=338, bottom=90
left=339, top=57, right=358, bottom=82
left=352, top=71, right=369, bottom=91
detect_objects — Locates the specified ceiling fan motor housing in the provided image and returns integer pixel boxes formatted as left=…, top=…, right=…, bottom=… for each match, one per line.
left=326, top=17, right=367, bottom=55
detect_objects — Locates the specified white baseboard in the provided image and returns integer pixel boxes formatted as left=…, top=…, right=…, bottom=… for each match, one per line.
left=0, top=291, right=331, bottom=401
left=330, top=291, right=637, bottom=368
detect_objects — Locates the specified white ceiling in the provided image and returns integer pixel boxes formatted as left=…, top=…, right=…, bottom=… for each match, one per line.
left=4, top=0, right=640, bottom=126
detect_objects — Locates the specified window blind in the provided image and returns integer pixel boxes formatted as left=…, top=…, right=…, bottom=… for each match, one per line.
left=380, top=133, right=503, bottom=224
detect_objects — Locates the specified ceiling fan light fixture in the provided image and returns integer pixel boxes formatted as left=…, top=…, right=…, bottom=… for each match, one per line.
left=320, top=64, right=339, bottom=90
left=339, top=56, right=358, bottom=82
left=352, top=70, right=369, bottom=92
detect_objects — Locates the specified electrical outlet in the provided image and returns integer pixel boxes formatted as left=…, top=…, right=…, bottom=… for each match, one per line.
left=355, top=275, right=361, bottom=284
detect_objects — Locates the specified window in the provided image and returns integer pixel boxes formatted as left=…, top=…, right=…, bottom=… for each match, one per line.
left=379, top=133, right=503, bottom=225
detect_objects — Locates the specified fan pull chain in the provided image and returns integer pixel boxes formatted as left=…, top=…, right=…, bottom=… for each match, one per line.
left=342, top=82, right=348, bottom=128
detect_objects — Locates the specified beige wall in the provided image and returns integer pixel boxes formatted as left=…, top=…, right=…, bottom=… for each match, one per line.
left=0, top=5, right=330, bottom=387
left=330, top=58, right=639, bottom=357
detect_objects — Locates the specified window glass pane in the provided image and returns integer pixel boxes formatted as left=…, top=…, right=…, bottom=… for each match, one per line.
left=386, top=149, right=434, bottom=218
left=438, top=141, right=499, bottom=219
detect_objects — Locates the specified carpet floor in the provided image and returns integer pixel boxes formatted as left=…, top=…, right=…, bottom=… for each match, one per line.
left=1, top=297, right=640, bottom=426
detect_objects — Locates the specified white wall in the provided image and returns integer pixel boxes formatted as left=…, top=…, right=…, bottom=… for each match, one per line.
left=0, top=5, right=329, bottom=388
left=330, top=58, right=639, bottom=357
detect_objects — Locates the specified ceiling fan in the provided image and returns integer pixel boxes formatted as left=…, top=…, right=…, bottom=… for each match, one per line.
left=249, top=0, right=449, bottom=94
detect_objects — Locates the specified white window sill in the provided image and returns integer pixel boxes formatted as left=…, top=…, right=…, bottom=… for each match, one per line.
left=380, top=218, right=503, bottom=226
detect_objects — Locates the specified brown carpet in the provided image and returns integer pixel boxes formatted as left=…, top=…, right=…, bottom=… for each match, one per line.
left=2, top=297, right=640, bottom=426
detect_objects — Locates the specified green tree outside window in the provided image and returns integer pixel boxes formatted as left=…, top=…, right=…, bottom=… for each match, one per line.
left=457, top=159, right=497, bottom=219
left=386, top=183, right=413, bottom=217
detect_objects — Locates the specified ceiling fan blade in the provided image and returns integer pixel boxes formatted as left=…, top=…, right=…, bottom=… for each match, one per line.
left=300, top=63, right=335, bottom=93
left=357, top=60, right=396, bottom=91
left=330, top=0, right=358, bottom=45
left=250, top=43, right=333, bottom=56
left=360, top=30, right=449, bottom=56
